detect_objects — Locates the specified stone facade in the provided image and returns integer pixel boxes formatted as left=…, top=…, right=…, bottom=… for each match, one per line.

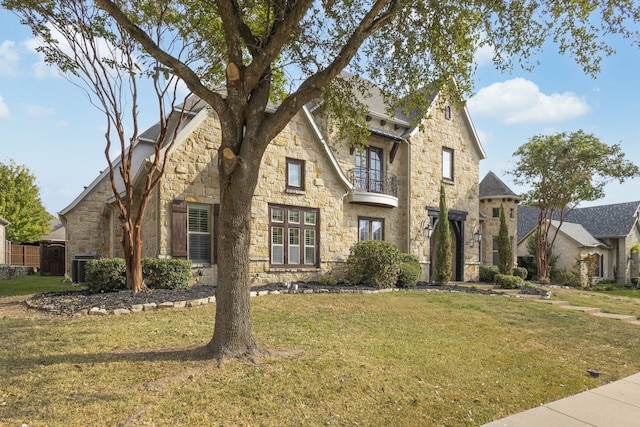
left=60, top=93, right=485, bottom=285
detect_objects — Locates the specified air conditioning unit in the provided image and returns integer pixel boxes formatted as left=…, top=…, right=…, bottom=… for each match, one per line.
left=71, top=254, right=96, bottom=283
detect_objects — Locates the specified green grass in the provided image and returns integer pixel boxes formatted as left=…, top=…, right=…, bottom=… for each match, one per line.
left=601, top=289, right=640, bottom=299
left=0, top=273, right=78, bottom=296
left=2, top=289, right=640, bottom=426
left=550, top=287, right=640, bottom=318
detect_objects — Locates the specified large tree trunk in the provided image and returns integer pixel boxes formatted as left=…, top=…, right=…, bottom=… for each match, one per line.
left=202, top=147, right=263, bottom=361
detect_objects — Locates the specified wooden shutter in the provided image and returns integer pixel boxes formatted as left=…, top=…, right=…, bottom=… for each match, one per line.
left=172, top=199, right=188, bottom=258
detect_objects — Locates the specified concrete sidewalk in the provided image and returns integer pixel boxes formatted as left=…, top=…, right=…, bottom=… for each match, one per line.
left=482, top=372, right=640, bottom=426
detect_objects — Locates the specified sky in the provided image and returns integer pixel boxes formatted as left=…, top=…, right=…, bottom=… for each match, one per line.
left=1, top=9, right=640, bottom=215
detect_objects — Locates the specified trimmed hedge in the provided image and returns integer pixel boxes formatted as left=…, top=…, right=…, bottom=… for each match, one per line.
left=512, top=266, right=528, bottom=279
left=85, top=258, right=127, bottom=292
left=346, top=240, right=402, bottom=289
left=495, top=274, right=525, bottom=289
left=85, top=258, right=193, bottom=292
left=397, top=253, right=421, bottom=288
left=479, top=265, right=499, bottom=283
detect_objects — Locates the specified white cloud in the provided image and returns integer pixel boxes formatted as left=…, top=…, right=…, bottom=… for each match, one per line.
left=0, top=40, right=20, bottom=77
left=474, top=43, right=495, bottom=68
left=0, top=94, right=10, bottom=120
left=468, top=78, right=590, bottom=125
left=26, top=104, right=55, bottom=117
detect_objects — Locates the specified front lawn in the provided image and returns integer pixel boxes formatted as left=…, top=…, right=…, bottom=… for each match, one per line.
left=0, top=273, right=78, bottom=297
left=2, top=290, right=640, bottom=426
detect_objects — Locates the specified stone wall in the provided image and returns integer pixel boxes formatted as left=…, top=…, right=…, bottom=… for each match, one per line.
left=479, top=198, right=519, bottom=267
left=0, top=265, right=34, bottom=281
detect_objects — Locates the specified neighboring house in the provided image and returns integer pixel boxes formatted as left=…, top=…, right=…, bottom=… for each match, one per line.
left=517, top=201, right=640, bottom=284
left=59, top=81, right=486, bottom=285
left=0, top=216, right=8, bottom=265
left=478, top=171, right=521, bottom=267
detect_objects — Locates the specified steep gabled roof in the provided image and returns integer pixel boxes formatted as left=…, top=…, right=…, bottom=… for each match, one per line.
left=517, top=201, right=640, bottom=243
left=479, top=171, right=521, bottom=200
left=549, top=220, right=609, bottom=248
left=565, top=201, right=640, bottom=239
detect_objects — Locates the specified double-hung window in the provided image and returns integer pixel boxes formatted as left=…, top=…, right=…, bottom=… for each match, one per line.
left=270, top=205, right=319, bottom=267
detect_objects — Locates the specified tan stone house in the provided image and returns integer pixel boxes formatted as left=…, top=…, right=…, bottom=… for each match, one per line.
left=478, top=171, right=521, bottom=267
left=517, top=202, right=640, bottom=284
left=59, top=85, right=486, bottom=285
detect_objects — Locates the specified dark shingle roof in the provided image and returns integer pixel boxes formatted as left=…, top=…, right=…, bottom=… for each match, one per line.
left=517, top=201, right=640, bottom=242
left=479, top=171, right=521, bottom=199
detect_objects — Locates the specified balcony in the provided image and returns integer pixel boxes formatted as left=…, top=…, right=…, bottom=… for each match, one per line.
left=347, top=168, right=398, bottom=208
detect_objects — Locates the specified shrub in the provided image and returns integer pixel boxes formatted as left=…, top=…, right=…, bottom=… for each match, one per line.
left=85, top=258, right=127, bottom=292
left=319, top=273, right=338, bottom=286
left=495, top=274, right=524, bottom=289
left=346, top=240, right=402, bottom=289
left=142, top=258, right=192, bottom=289
left=479, top=265, right=499, bottom=283
left=512, top=266, right=528, bottom=279
left=397, top=253, right=421, bottom=288
left=551, top=269, right=582, bottom=288
left=86, top=258, right=193, bottom=292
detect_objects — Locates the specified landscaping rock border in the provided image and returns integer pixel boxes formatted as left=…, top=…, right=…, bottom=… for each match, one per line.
left=24, top=281, right=545, bottom=317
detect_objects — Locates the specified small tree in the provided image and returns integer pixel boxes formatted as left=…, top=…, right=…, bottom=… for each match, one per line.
left=496, top=204, right=513, bottom=275
left=434, top=183, right=452, bottom=285
left=511, top=131, right=640, bottom=281
left=0, top=160, right=50, bottom=243
left=9, top=3, right=189, bottom=291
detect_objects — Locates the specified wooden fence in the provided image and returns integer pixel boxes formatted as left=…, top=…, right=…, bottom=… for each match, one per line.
left=10, top=244, right=40, bottom=270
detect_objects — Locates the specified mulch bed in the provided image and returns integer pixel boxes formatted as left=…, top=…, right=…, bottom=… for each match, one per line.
left=24, top=282, right=510, bottom=317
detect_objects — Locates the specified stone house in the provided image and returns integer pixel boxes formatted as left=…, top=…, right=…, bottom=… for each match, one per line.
left=478, top=171, right=521, bottom=267
left=517, top=201, right=640, bottom=284
left=59, top=83, right=486, bottom=285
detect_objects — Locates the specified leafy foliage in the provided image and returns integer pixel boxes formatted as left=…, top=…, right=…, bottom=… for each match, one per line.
left=142, top=258, right=193, bottom=290
left=512, top=266, right=529, bottom=280
left=434, top=184, right=452, bottom=285
left=346, top=240, right=402, bottom=289
left=479, top=265, right=500, bottom=283
left=0, top=160, right=51, bottom=243
left=397, top=253, right=421, bottom=288
left=86, top=258, right=193, bottom=292
left=511, top=131, right=640, bottom=280
left=551, top=269, right=582, bottom=288
left=497, top=204, right=513, bottom=275
left=495, top=274, right=524, bottom=289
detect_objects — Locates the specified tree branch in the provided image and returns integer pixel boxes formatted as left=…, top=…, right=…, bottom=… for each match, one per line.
left=96, top=0, right=228, bottom=116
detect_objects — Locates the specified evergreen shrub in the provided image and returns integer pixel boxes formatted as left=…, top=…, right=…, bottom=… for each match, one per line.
left=495, top=273, right=524, bottom=289
left=346, top=240, right=402, bottom=289
left=479, top=265, right=500, bottom=283
left=397, top=253, right=421, bottom=288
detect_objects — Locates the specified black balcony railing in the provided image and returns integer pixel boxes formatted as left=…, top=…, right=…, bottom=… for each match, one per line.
left=348, top=168, right=398, bottom=198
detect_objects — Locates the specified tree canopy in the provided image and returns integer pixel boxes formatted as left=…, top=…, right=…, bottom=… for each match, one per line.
left=0, top=160, right=51, bottom=243
left=510, top=130, right=640, bottom=280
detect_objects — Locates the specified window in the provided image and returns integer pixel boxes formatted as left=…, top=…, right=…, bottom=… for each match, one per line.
left=355, top=146, right=383, bottom=192
left=442, top=147, right=454, bottom=181
left=270, top=204, right=319, bottom=267
left=509, top=208, right=514, bottom=219
left=492, top=207, right=500, bottom=218
left=188, top=204, right=211, bottom=263
left=359, top=217, right=384, bottom=241
left=444, top=105, right=452, bottom=120
left=286, top=158, right=305, bottom=190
